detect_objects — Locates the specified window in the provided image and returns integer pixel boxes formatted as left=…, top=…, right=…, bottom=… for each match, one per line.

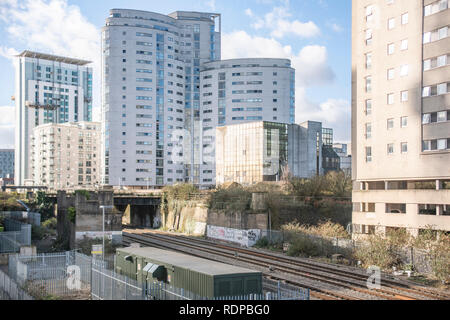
left=401, top=13, right=408, bottom=25
left=365, top=99, right=372, bottom=115
left=400, top=65, right=409, bottom=77
left=437, top=139, right=447, bottom=150
left=366, top=147, right=372, bottom=162
left=387, top=118, right=394, bottom=130
left=365, top=123, right=372, bottom=139
left=387, top=143, right=394, bottom=155
left=425, top=0, right=448, bottom=16
left=387, top=93, right=394, bottom=105
left=388, top=43, right=395, bottom=55
left=401, top=90, right=408, bottom=102
left=365, top=76, right=372, bottom=92
left=388, top=18, right=395, bottom=30
left=401, top=39, right=408, bottom=51
left=437, top=83, right=447, bottom=95
left=401, top=142, right=408, bottom=153
left=437, top=111, right=447, bottom=122
left=366, top=29, right=373, bottom=45
left=401, top=117, right=408, bottom=128
left=387, top=68, right=395, bottom=80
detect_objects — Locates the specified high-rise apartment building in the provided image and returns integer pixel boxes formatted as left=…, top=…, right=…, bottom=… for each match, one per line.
left=0, top=149, right=14, bottom=179
left=352, top=0, right=450, bottom=238
left=30, top=122, right=101, bottom=189
left=14, top=51, right=93, bottom=186
left=101, top=9, right=220, bottom=188
left=199, top=58, right=295, bottom=185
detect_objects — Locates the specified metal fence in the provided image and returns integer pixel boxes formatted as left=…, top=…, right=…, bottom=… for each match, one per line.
left=91, top=261, right=309, bottom=301
left=8, top=251, right=92, bottom=299
left=91, top=261, right=143, bottom=300
left=262, top=278, right=310, bottom=300
left=0, top=218, right=32, bottom=253
left=0, top=211, right=41, bottom=226
left=261, top=230, right=437, bottom=273
left=6, top=250, right=310, bottom=301
left=0, top=268, right=34, bottom=300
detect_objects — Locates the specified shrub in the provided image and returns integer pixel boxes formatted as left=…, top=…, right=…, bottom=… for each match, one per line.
left=67, top=207, right=76, bottom=224
left=75, top=190, right=91, bottom=200
left=254, top=237, right=270, bottom=248
left=286, top=235, right=322, bottom=257
left=281, top=221, right=350, bottom=239
left=42, top=217, right=57, bottom=230
left=162, top=184, right=198, bottom=201
left=354, top=235, right=400, bottom=270
left=31, top=225, right=47, bottom=241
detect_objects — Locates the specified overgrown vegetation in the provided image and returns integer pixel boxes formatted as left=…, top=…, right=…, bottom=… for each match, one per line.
left=32, top=191, right=54, bottom=221
left=282, top=221, right=351, bottom=239
left=0, top=192, right=24, bottom=211
left=31, top=218, right=57, bottom=241
left=67, top=207, right=76, bottom=224
left=76, top=237, right=118, bottom=256
left=355, top=229, right=450, bottom=283
left=160, top=184, right=199, bottom=232
left=207, top=184, right=252, bottom=213
left=75, top=190, right=91, bottom=200
left=283, top=171, right=352, bottom=198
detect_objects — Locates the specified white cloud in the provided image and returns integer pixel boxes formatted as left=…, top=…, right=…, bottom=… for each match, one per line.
left=0, top=0, right=101, bottom=121
left=205, top=0, right=216, bottom=11
left=248, top=5, right=320, bottom=39
left=0, top=46, right=19, bottom=61
left=330, top=23, right=343, bottom=33
left=222, top=31, right=334, bottom=87
left=295, top=90, right=350, bottom=142
left=222, top=30, right=350, bottom=141
left=0, top=106, right=15, bottom=149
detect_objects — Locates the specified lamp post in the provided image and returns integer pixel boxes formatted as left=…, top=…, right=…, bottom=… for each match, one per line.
left=99, top=205, right=114, bottom=261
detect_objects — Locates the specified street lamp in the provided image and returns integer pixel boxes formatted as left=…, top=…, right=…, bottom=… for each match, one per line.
left=99, top=205, right=114, bottom=261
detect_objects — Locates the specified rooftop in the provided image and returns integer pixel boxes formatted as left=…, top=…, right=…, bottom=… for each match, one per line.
left=17, top=50, right=92, bottom=66
left=118, top=246, right=261, bottom=276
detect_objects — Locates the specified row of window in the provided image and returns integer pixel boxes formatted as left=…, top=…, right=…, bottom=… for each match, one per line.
left=422, top=110, right=450, bottom=124
left=423, top=138, right=450, bottom=151
left=422, top=82, right=450, bottom=97
left=424, top=0, right=449, bottom=17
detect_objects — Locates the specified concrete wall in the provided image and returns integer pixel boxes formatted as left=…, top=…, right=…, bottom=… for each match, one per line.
left=56, top=190, right=123, bottom=249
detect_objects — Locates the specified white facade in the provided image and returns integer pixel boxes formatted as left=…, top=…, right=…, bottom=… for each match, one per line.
left=199, top=58, right=295, bottom=185
left=30, top=122, right=101, bottom=189
left=14, top=51, right=93, bottom=186
left=352, top=0, right=450, bottom=237
left=102, top=9, right=221, bottom=188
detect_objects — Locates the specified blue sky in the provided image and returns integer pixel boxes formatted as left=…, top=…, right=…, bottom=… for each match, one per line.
left=0, top=0, right=351, bottom=148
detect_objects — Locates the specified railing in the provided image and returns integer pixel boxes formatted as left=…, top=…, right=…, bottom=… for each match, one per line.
left=7, top=251, right=310, bottom=300
left=0, top=218, right=31, bottom=253
left=9, top=251, right=93, bottom=299
left=0, top=269, right=34, bottom=300
left=0, top=211, right=41, bottom=226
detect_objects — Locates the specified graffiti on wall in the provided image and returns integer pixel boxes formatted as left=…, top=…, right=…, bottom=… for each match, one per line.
left=206, top=225, right=261, bottom=247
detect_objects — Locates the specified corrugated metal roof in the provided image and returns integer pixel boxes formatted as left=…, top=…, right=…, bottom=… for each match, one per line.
left=16, top=50, right=92, bottom=66
left=117, top=246, right=261, bottom=276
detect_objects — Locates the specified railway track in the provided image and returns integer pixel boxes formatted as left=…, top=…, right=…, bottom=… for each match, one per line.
left=122, top=230, right=450, bottom=300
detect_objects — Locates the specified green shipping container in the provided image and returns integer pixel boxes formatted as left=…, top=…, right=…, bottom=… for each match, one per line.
left=115, top=247, right=263, bottom=298
left=0, top=226, right=3, bottom=232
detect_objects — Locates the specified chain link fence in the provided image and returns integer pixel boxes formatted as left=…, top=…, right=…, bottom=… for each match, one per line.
left=8, top=251, right=92, bottom=299
left=0, top=268, right=34, bottom=300
left=0, top=218, right=31, bottom=253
